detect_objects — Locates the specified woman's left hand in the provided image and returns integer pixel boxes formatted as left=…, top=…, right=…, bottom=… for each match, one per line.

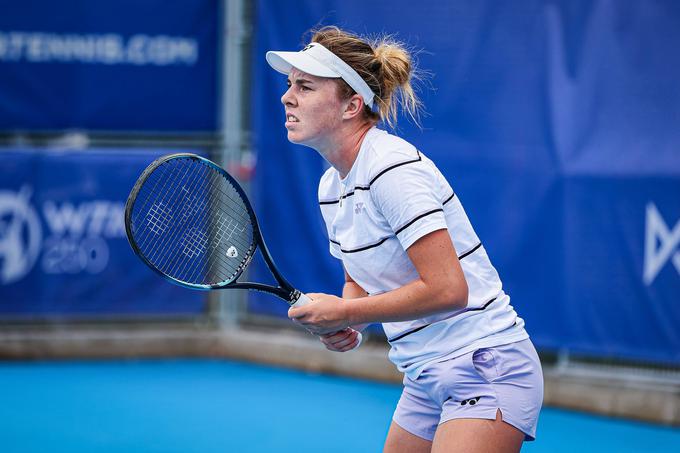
left=288, top=293, right=350, bottom=335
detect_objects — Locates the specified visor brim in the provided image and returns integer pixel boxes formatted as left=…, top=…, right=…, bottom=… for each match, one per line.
left=266, top=50, right=340, bottom=78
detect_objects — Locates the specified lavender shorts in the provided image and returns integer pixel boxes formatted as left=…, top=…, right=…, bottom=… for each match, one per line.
left=393, top=339, right=543, bottom=441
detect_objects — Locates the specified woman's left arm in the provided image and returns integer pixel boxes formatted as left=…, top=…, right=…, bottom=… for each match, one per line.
left=289, top=228, right=468, bottom=334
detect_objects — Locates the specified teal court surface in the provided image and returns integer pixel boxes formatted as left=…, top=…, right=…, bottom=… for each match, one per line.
left=1, top=359, right=679, bottom=452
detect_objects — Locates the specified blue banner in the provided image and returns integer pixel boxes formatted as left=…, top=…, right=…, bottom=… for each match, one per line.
left=0, top=0, right=219, bottom=132
left=0, top=148, right=205, bottom=318
left=251, top=0, right=680, bottom=363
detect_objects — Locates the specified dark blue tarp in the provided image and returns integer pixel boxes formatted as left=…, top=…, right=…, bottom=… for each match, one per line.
left=251, top=0, right=680, bottom=363
left=0, top=148, right=205, bottom=318
left=0, top=0, right=219, bottom=132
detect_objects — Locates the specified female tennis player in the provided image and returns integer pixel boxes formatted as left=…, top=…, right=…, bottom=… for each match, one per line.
left=267, top=26, right=543, bottom=453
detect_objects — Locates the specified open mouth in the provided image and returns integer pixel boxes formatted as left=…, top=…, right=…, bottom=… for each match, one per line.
left=286, top=114, right=299, bottom=123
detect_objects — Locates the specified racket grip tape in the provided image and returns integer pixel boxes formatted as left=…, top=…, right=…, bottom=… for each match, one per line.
left=290, top=292, right=363, bottom=350
left=290, top=292, right=313, bottom=308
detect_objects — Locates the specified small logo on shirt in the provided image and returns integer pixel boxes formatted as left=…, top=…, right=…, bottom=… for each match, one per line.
left=354, top=202, right=365, bottom=215
left=302, top=44, right=313, bottom=52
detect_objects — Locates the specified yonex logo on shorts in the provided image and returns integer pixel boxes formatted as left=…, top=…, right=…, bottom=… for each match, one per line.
left=461, top=396, right=481, bottom=406
left=443, top=396, right=482, bottom=406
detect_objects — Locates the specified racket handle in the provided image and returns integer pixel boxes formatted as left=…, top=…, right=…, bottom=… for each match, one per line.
left=290, top=292, right=363, bottom=350
left=290, top=292, right=312, bottom=308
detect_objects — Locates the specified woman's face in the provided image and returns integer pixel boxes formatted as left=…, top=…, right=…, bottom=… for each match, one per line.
left=281, top=68, right=347, bottom=149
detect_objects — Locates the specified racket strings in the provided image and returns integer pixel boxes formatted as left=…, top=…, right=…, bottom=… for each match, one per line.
left=158, top=161, right=253, bottom=284
left=143, top=163, right=252, bottom=285
left=136, top=161, right=234, bottom=260
left=135, top=161, right=195, bottom=258
left=130, top=157, right=255, bottom=286
left=193, top=168, right=255, bottom=283
left=152, top=161, right=218, bottom=278
left=136, top=160, right=207, bottom=272
left=194, top=190, right=253, bottom=282
left=134, top=157, right=192, bottom=222
left=179, top=168, right=253, bottom=284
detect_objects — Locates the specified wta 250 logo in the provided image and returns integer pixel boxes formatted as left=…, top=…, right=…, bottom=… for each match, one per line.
left=0, top=185, right=125, bottom=285
left=0, top=186, right=42, bottom=284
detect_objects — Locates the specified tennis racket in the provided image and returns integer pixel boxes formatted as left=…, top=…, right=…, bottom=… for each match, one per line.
left=124, top=153, right=361, bottom=342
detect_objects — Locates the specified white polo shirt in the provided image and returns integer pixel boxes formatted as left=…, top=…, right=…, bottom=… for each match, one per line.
left=318, top=127, right=529, bottom=379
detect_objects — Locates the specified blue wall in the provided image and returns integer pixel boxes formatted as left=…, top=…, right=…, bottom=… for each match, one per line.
left=0, top=149, right=205, bottom=318
left=250, top=0, right=680, bottom=364
left=0, top=0, right=219, bottom=132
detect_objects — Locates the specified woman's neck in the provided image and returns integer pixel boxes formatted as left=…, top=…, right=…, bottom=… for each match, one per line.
left=318, top=122, right=374, bottom=178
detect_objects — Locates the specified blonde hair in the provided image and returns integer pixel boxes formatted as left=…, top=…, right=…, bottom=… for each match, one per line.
left=309, top=26, right=423, bottom=129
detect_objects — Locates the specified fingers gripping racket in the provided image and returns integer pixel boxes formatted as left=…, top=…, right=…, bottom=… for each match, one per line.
left=124, top=153, right=361, bottom=344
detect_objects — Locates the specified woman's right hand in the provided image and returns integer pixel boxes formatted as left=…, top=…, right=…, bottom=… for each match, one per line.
left=319, top=328, right=361, bottom=352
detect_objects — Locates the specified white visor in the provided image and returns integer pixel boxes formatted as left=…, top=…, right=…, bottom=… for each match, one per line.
left=266, top=42, right=376, bottom=108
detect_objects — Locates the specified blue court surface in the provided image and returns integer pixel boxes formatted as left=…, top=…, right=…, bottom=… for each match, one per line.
left=1, top=359, right=678, bottom=452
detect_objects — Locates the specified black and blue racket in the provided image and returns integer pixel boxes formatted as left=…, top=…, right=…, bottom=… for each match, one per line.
left=124, top=153, right=361, bottom=344
left=124, top=152, right=313, bottom=305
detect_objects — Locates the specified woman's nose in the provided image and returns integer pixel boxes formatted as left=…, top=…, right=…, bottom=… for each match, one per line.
left=281, top=87, right=295, bottom=106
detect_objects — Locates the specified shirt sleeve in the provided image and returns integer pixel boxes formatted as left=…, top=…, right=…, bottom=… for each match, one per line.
left=318, top=168, right=343, bottom=260
left=328, top=240, right=342, bottom=259
left=370, top=157, right=448, bottom=250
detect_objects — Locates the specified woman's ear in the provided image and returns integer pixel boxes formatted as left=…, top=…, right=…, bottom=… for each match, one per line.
left=342, top=94, right=365, bottom=120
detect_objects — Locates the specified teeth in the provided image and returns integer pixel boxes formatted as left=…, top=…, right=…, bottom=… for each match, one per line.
left=287, top=115, right=298, bottom=122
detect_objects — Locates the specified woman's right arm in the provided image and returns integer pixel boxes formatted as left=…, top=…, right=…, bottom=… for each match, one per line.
left=318, top=268, right=369, bottom=352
